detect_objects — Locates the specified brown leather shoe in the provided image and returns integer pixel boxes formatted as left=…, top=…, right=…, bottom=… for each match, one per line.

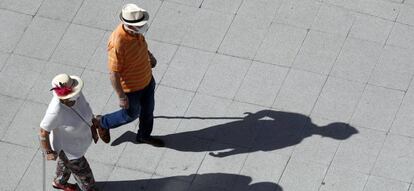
left=92, top=115, right=110, bottom=143
left=136, top=136, right=165, bottom=147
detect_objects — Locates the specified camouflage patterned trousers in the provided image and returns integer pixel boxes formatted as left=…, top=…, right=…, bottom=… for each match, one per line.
left=54, top=151, right=98, bottom=191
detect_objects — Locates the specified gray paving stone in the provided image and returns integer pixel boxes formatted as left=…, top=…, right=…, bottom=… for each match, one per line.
left=0, top=10, right=32, bottom=53
left=218, top=14, right=271, bottom=59
left=182, top=9, right=233, bottom=52
left=369, top=46, right=414, bottom=90
left=146, top=2, right=198, bottom=44
left=87, top=160, right=114, bottom=182
left=213, top=101, right=269, bottom=145
left=292, top=30, right=345, bottom=75
left=51, top=24, right=105, bottom=68
left=3, top=101, right=48, bottom=148
left=154, top=85, right=194, bottom=134
left=153, top=63, right=169, bottom=85
left=312, top=4, right=355, bottom=36
left=319, top=167, right=368, bottom=191
left=0, top=0, right=43, bottom=15
left=387, top=0, right=404, bottom=3
left=0, top=52, right=9, bottom=71
left=166, top=0, right=203, bottom=7
left=86, top=122, right=135, bottom=165
left=116, top=143, right=165, bottom=173
left=391, top=83, right=414, bottom=137
left=26, top=62, right=84, bottom=104
left=235, top=61, right=288, bottom=107
left=331, top=126, right=386, bottom=173
left=224, top=100, right=268, bottom=119
left=14, top=16, right=69, bottom=60
left=237, top=0, right=283, bottom=20
left=398, top=4, right=414, bottom=26
left=102, top=166, right=152, bottom=191
left=212, top=121, right=255, bottom=148
left=330, top=38, right=383, bottom=83
left=201, top=0, right=243, bottom=14
left=371, top=134, right=414, bottom=182
left=273, top=69, right=326, bottom=115
left=255, top=24, right=307, bottom=67
left=349, top=13, right=394, bottom=44
left=73, top=0, right=122, bottom=31
left=147, top=175, right=191, bottom=191
left=212, top=101, right=267, bottom=148
left=198, top=54, right=250, bottom=99
left=291, top=117, right=345, bottom=166
left=274, top=0, right=322, bottom=29
left=0, top=54, right=46, bottom=99
left=406, top=0, right=414, bottom=5
left=195, top=144, right=248, bottom=189
left=364, top=175, right=410, bottom=191
left=37, top=0, right=84, bottom=22
left=81, top=70, right=113, bottom=114
left=238, top=152, right=288, bottom=184
left=357, top=0, right=401, bottom=20
left=324, top=0, right=360, bottom=10
left=279, top=159, right=327, bottom=191
left=20, top=158, right=113, bottom=191
left=161, top=47, right=215, bottom=91
left=351, top=85, right=404, bottom=131
left=387, top=23, right=414, bottom=50
left=146, top=40, right=179, bottom=83
left=0, top=142, right=37, bottom=191
left=312, top=76, right=365, bottom=122
left=123, top=0, right=163, bottom=19
left=0, top=95, right=23, bottom=140
left=86, top=32, right=111, bottom=74
left=155, top=137, right=209, bottom=180
left=251, top=110, right=309, bottom=157
left=4, top=0, right=414, bottom=189
left=175, top=93, right=232, bottom=140
left=15, top=150, right=58, bottom=191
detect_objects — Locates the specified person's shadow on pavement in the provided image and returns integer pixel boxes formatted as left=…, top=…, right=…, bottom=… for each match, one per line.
left=112, top=110, right=358, bottom=157
left=96, top=173, right=283, bottom=191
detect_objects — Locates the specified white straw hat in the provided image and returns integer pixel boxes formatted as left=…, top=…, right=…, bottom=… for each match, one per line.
left=119, top=4, right=149, bottom=26
left=50, top=73, right=83, bottom=100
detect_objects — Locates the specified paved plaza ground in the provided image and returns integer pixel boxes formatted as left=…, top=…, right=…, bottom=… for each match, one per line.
left=1, top=0, right=414, bottom=190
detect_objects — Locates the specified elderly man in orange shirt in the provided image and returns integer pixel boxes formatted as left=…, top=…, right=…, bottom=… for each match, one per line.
left=93, top=3, right=163, bottom=147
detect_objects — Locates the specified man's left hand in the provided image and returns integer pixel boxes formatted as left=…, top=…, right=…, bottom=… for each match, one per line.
left=149, top=51, right=157, bottom=68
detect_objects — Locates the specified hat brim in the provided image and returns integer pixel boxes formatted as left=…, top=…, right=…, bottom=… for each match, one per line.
left=119, top=11, right=149, bottom=27
left=54, top=75, right=84, bottom=100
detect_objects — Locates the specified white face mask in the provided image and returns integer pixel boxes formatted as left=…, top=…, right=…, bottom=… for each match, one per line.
left=68, top=93, right=80, bottom=101
left=125, top=24, right=149, bottom=35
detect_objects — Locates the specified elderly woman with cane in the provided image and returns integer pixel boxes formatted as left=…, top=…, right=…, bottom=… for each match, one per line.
left=38, top=74, right=99, bottom=191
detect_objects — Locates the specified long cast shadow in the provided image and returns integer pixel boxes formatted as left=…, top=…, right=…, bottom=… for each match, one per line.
left=96, top=173, right=283, bottom=191
left=112, top=110, right=358, bottom=157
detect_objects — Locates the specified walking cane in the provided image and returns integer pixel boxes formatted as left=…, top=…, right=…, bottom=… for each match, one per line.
left=38, top=136, right=46, bottom=191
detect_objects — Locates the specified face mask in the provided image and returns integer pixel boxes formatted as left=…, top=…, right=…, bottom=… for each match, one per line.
left=68, top=93, right=80, bottom=101
left=137, top=24, right=149, bottom=34
left=125, top=24, right=149, bottom=35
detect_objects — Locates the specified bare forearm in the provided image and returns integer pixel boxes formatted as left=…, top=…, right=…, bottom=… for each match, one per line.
left=110, top=72, right=126, bottom=98
left=39, top=129, right=52, bottom=151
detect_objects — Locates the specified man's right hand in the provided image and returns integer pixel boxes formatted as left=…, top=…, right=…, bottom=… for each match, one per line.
left=119, top=96, right=129, bottom=109
left=46, top=151, right=57, bottom=161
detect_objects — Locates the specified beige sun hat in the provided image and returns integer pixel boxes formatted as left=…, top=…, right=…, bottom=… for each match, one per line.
left=119, top=4, right=149, bottom=26
left=50, top=73, right=83, bottom=100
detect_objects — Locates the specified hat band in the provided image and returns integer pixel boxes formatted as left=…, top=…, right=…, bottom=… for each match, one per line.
left=122, top=15, right=146, bottom=23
